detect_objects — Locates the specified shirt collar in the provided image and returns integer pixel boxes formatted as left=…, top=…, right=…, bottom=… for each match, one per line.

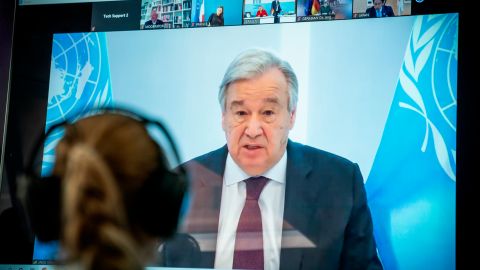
left=224, top=150, right=287, bottom=186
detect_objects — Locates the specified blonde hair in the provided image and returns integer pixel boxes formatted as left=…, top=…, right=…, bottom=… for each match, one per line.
left=53, top=113, right=161, bottom=270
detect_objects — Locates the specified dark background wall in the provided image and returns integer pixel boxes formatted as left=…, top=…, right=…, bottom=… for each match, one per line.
left=0, top=0, right=16, bottom=213
left=0, top=1, right=92, bottom=263
left=0, top=0, right=29, bottom=263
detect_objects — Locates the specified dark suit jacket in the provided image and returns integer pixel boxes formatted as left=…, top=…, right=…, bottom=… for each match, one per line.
left=367, top=5, right=395, bottom=18
left=271, top=0, right=282, bottom=17
left=163, top=141, right=382, bottom=269
left=143, top=19, right=164, bottom=29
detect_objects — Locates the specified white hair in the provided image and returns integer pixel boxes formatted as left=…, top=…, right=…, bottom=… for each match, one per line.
left=218, top=49, right=298, bottom=112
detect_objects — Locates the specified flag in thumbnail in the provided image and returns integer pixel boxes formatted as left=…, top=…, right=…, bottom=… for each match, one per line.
left=312, top=0, right=321, bottom=15
left=199, top=0, right=205, bottom=22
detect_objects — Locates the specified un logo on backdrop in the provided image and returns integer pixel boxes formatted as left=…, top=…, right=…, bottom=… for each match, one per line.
left=43, top=32, right=113, bottom=172
left=398, top=14, right=457, bottom=181
left=432, top=15, right=457, bottom=136
left=47, top=32, right=112, bottom=125
left=34, top=32, right=113, bottom=260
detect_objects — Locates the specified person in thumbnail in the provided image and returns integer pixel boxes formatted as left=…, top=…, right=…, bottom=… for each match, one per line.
left=207, top=5, right=224, bottom=27
left=397, top=0, right=404, bottom=15
left=367, top=0, right=395, bottom=18
left=161, top=49, right=383, bottom=269
left=320, top=0, right=333, bottom=15
left=144, top=9, right=164, bottom=29
left=271, top=0, right=282, bottom=23
left=256, top=5, right=268, bottom=17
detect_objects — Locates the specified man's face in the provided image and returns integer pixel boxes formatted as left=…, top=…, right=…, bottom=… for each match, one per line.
left=222, top=68, right=296, bottom=176
left=217, top=7, right=223, bottom=15
left=373, top=0, right=383, bottom=10
left=151, top=10, right=158, bottom=20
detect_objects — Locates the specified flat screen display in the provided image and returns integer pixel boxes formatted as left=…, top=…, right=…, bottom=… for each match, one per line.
left=36, top=13, right=457, bottom=269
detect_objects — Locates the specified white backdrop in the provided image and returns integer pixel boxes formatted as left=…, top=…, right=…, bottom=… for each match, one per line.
left=107, top=16, right=414, bottom=179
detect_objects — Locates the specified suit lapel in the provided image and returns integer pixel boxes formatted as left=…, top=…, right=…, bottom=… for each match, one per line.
left=196, top=144, right=228, bottom=207
left=280, top=141, right=314, bottom=270
left=186, top=146, right=228, bottom=267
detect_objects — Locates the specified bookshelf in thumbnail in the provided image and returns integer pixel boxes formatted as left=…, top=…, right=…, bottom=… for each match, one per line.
left=183, top=0, right=192, bottom=28
left=141, top=0, right=192, bottom=29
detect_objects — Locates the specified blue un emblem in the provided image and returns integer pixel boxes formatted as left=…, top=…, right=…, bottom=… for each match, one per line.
left=43, top=32, right=113, bottom=172
left=398, top=14, right=457, bottom=181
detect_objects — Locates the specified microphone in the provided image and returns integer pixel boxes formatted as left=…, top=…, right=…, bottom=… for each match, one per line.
left=160, top=233, right=201, bottom=267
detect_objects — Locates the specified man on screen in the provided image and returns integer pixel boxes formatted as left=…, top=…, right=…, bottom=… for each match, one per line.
left=367, top=0, right=395, bottom=18
left=271, top=0, right=282, bottom=23
left=144, top=9, right=164, bottom=29
left=163, top=49, right=383, bottom=270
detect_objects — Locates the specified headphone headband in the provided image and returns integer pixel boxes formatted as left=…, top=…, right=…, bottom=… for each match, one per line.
left=26, top=106, right=184, bottom=177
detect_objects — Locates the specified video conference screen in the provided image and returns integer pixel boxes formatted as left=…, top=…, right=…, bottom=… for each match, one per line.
left=35, top=13, right=457, bottom=269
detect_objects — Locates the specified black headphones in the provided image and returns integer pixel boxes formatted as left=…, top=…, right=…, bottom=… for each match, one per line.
left=20, top=107, right=188, bottom=243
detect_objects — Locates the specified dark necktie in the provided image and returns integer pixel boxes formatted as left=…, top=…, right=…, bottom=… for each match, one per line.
left=233, top=176, right=269, bottom=270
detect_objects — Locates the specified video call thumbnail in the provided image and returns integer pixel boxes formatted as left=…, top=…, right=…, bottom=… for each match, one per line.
left=243, top=0, right=296, bottom=25
left=189, top=0, right=243, bottom=27
left=353, top=0, right=411, bottom=19
left=91, top=0, right=142, bottom=32
left=297, top=0, right=353, bottom=22
left=141, top=0, right=189, bottom=29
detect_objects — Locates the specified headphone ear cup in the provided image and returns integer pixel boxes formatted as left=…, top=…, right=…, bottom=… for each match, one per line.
left=133, top=168, right=187, bottom=238
left=26, top=176, right=62, bottom=242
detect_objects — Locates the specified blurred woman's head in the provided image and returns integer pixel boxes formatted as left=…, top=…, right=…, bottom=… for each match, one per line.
left=217, top=6, right=224, bottom=16
left=53, top=113, right=179, bottom=270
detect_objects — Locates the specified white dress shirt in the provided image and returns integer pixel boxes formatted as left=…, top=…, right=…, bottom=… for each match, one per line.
left=214, top=152, right=287, bottom=270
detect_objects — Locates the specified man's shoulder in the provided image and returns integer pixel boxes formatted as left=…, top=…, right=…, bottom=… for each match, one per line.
left=366, top=7, right=374, bottom=16
left=188, top=146, right=225, bottom=161
left=288, top=141, right=355, bottom=168
left=385, top=5, right=394, bottom=14
left=288, top=141, right=361, bottom=183
left=182, top=146, right=228, bottom=181
left=183, top=146, right=227, bottom=169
